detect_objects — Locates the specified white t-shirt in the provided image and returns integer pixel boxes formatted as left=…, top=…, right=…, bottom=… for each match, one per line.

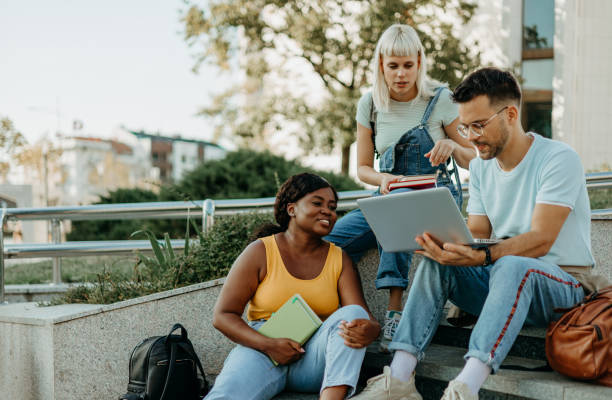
left=467, top=133, right=595, bottom=267
left=356, top=88, right=458, bottom=155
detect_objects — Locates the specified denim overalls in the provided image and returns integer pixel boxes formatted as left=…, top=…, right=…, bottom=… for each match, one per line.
left=325, top=87, right=462, bottom=290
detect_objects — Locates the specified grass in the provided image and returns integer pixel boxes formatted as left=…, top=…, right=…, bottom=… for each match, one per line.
left=4, top=256, right=136, bottom=285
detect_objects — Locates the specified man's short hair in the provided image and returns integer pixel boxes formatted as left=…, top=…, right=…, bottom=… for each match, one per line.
left=453, top=67, right=522, bottom=107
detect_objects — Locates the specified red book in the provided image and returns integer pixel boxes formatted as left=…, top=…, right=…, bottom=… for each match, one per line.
left=388, top=174, right=437, bottom=191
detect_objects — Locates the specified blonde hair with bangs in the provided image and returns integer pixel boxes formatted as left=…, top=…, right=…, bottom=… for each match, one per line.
left=372, top=24, right=444, bottom=112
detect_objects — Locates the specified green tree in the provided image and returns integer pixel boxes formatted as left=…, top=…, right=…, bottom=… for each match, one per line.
left=67, top=188, right=159, bottom=241
left=67, top=149, right=362, bottom=240
left=160, top=148, right=361, bottom=201
left=153, top=148, right=362, bottom=235
left=0, top=116, right=27, bottom=181
left=182, top=0, right=480, bottom=173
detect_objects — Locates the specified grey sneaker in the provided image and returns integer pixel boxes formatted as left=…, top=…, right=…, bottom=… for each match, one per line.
left=379, top=310, right=402, bottom=352
left=440, top=380, right=478, bottom=400
left=352, top=366, right=422, bottom=400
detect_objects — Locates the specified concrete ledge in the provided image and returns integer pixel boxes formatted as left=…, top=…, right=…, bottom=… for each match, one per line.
left=0, top=279, right=232, bottom=400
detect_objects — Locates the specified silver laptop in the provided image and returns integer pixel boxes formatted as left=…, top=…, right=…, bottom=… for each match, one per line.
left=357, top=187, right=500, bottom=252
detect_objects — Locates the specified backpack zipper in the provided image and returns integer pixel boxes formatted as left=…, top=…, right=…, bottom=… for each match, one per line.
left=157, top=359, right=194, bottom=366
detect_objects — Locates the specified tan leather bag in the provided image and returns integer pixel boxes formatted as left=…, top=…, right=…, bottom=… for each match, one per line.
left=546, top=286, right=612, bottom=387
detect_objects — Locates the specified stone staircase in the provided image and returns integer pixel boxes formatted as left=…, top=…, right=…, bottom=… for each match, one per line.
left=273, top=216, right=612, bottom=399
left=275, top=324, right=612, bottom=399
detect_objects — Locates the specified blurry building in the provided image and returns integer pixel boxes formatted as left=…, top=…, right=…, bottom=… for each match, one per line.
left=119, top=129, right=226, bottom=183
left=56, top=136, right=159, bottom=205
left=468, top=0, right=612, bottom=170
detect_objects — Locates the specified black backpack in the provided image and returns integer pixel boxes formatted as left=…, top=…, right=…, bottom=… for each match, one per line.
left=119, top=323, right=209, bottom=400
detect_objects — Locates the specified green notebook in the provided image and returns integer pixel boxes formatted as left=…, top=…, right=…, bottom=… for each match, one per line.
left=258, top=293, right=323, bottom=365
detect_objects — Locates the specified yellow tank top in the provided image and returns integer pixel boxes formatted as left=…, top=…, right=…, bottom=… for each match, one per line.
left=246, top=235, right=342, bottom=321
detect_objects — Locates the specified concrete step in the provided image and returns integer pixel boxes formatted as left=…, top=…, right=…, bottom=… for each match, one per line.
left=361, top=343, right=612, bottom=400
left=432, top=321, right=547, bottom=361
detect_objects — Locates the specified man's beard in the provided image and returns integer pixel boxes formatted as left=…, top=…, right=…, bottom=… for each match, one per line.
left=473, top=124, right=510, bottom=160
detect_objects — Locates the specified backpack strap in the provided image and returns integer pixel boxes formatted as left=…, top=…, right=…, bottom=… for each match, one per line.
left=187, top=340, right=209, bottom=396
left=161, top=324, right=209, bottom=398
left=159, top=341, right=177, bottom=400
left=368, top=92, right=380, bottom=158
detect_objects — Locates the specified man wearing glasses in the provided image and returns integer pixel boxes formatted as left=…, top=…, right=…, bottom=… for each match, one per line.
left=353, top=67, right=594, bottom=400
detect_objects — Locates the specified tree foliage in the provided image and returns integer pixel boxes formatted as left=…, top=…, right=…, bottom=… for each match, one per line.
left=160, top=148, right=361, bottom=202
left=67, top=188, right=159, bottom=241
left=0, top=116, right=27, bottom=181
left=68, top=149, right=362, bottom=240
left=182, top=0, right=480, bottom=173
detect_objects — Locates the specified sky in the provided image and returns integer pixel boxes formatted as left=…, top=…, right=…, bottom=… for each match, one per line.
left=0, top=0, right=227, bottom=145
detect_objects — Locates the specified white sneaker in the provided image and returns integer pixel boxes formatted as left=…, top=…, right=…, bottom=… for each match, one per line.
left=440, top=380, right=478, bottom=400
left=352, top=366, right=422, bottom=400
left=379, top=310, right=402, bottom=352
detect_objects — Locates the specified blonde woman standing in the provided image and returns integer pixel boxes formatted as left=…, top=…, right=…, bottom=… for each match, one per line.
left=325, top=24, right=475, bottom=352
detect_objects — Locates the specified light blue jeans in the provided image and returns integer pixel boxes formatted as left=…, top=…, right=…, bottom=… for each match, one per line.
left=325, top=189, right=413, bottom=290
left=388, top=255, right=585, bottom=372
left=205, top=305, right=369, bottom=400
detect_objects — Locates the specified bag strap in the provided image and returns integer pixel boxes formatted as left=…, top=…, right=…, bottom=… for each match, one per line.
left=185, top=340, right=209, bottom=395
left=159, top=324, right=187, bottom=400
left=159, top=341, right=177, bottom=400
left=165, top=323, right=188, bottom=344
left=369, top=92, right=380, bottom=158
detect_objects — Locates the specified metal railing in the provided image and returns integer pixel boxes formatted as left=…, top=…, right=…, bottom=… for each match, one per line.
left=1, top=172, right=611, bottom=303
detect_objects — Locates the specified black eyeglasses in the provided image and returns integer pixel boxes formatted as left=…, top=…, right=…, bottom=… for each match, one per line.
left=456, top=106, right=508, bottom=138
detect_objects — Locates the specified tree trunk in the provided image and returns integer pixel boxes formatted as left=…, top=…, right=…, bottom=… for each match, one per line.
left=341, top=144, right=351, bottom=175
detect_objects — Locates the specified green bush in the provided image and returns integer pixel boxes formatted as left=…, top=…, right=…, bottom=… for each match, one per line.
left=52, top=213, right=274, bottom=305
left=161, top=149, right=361, bottom=201
left=67, top=149, right=362, bottom=241
left=67, top=188, right=159, bottom=241
left=589, top=188, right=612, bottom=210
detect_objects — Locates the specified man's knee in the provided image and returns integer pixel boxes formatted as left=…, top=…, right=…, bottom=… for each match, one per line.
left=490, top=255, right=531, bottom=277
left=413, top=257, right=446, bottom=282
left=489, top=256, right=550, bottom=294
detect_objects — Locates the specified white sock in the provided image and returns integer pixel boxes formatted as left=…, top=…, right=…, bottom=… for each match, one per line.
left=390, top=350, right=417, bottom=382
left=455, top=357, right=491, bottom=395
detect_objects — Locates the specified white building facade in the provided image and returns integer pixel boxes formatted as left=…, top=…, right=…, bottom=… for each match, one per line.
left=117, top=129, right=227, bottom=183
left=470, top=0, right=612, bottom=171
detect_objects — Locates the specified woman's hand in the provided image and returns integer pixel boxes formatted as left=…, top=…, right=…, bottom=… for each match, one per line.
left=338, top=318, right=381, bottom=348
left=379, top=173, right=400, bottom=195
left=425, top=139, right=457, bottom=167
left=263, top=337, right=305, bottom=365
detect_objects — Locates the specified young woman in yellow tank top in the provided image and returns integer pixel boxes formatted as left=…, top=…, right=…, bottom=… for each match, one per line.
left=206, top=173, right=381, bottom=400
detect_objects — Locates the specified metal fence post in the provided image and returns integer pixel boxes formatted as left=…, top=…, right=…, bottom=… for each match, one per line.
left=51, top=219, right=62, bottom=284
left=0, top=207, right=6, bottom=304
left=203, top=199, right=215, bottom=233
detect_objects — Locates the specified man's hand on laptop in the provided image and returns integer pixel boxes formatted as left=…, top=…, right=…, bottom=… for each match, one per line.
left=415, top=233, right=486, bottom=266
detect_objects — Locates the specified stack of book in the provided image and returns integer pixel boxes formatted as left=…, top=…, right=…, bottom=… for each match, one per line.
left=388, top=174, right=437, bottom=191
